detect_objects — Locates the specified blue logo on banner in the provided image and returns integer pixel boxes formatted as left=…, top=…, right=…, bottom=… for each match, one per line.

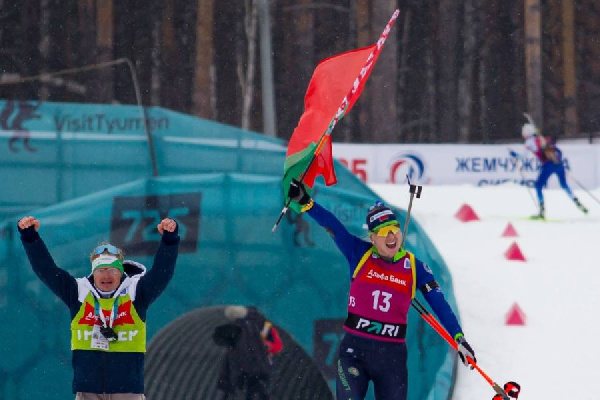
left=388, top=154, right=425, bottom=183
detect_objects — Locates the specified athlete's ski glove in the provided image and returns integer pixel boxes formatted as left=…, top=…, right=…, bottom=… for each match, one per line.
left=456, top=336, right=476, bottom=369
left=288, top=178, right=311, bottom=206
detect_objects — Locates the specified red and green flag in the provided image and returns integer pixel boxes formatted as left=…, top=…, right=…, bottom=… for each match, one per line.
left=282, top=10, right=399, bottom=213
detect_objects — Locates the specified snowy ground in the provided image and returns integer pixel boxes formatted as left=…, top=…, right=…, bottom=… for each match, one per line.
left=369, top=183, right=600, bottom=400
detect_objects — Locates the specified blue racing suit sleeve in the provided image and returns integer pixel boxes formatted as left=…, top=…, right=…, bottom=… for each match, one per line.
left=306, top=202, right=371, bottom=277
left=414, top=257, right=463, bottom=339
left=18, top=227, right=79, bottom=310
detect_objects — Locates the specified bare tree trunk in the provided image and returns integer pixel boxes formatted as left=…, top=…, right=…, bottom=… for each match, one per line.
left=239, top=0, right=258, bottom=130
left=542, top=2, right=563, bottom=136
left=509, top=1, right=527, bottom=140
left=0, top=1, right=14, bottom=89
left=369, top=1, right=398, bottom=142
left=192, top=0, right=215, bottom=118
left=356, top=0, right=370, bottom=142
left=424, top=35, right=437, bottom=143
left=437, top=0, right=460, bottom=142
left=478, top=5, right=490, bottom=144
left=39, top=0, right=51, bottom=100
left=356, top=0, right=370, bottom=47
left=17, top=1, right=36, bottom=80
left=150, top=1, right=162, bottom=105
left=160, top=0, right=176, bottom=109
left=293, top=0, right=315, bottom=129
left=397, top=9, right=411, bottom=141
left=0, top=0, right=35, bottom=99
left=478, top=59, right=489, bottom=142
left=96, top=0, right=114, bottom=102
left=341, top=0, right=357, bottom=142
left=577, top=0, right=600, bottom=136
left=78, top=0, right=97, bottom=99
left=273, top=0, right=314, bottom=140
left=524, top=0, right=543, bottom=127
left=561, top=0, right=577, bottom=137
left=457, top=0, right=477, bottom=143
left=0, top=1, right=8, bottom=62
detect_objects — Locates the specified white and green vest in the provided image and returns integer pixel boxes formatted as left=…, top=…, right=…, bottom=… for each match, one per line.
left=70, top=274, right=146, bottom=353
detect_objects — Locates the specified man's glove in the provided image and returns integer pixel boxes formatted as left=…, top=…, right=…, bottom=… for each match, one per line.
left=509, top=150, right=519, bottom=159
left=288, top=178, right=311, bottom=206
left=456, top=336, right=476, bottom=369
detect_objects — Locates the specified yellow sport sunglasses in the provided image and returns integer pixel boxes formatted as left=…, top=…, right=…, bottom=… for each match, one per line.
left=375, top=224, right=400, bottom=237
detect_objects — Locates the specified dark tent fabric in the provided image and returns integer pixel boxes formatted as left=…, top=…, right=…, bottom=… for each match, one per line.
left=145, top=305, right=333, bottom=400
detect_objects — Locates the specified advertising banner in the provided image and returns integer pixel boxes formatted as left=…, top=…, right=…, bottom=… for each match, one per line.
left=333, top=143, right=599, bottom=189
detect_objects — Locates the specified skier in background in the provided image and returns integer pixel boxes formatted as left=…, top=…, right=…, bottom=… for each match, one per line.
left=510, top=123, right=588, bottom=219
left=287, top=180, right=476, bottom=400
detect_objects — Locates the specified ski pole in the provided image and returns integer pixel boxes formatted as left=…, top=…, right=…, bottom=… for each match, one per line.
left=396, top=179, right=511, bottom=399
left=523, top=112, right=536, bottom=128
left=411, top=298, right=511, bottom=400
left=508, top=149, right=538, bottom=209
left=566, top=170, right=600, bottom=206
left=399, top=176, right=422, bottom=249
left=412, top=298, right=456, bottom=344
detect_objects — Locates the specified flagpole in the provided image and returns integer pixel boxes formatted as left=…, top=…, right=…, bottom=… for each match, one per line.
left=272, top=8, right=400, bottom=233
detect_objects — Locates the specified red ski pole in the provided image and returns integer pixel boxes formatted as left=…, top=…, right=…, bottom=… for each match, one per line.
left=411, top=299, right=512, bottom=400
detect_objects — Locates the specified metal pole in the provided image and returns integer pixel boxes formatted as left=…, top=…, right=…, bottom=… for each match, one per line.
left=124, top=58, right=160, bottom=177
left=258, top=0, right=277, bottom=137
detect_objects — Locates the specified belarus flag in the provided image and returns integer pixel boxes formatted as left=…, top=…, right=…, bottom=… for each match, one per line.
left=281, top=9, right=398, bottom=213
left=282, top=45, right=380, bottom=212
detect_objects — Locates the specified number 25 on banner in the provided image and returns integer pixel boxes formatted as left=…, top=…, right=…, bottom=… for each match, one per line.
left=338, top=158, right=368, bottom=182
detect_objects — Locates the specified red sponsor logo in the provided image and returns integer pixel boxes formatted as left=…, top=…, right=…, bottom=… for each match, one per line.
left=359, top=265, right=411, bottom=293
left=78, top=300, right=135, bottom=327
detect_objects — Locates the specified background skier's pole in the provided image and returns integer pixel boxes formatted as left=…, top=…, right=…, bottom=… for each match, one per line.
left=566, top=170, right=600, bottom=206
left=508, top=150, right=539, bottom=208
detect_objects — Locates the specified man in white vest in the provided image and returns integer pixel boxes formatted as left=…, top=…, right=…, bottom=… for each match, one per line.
left=18, top=216, right=180, bottom=400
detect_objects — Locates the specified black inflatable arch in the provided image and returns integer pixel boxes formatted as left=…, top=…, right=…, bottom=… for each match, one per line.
left=145, top=305, right=334, bottom=400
